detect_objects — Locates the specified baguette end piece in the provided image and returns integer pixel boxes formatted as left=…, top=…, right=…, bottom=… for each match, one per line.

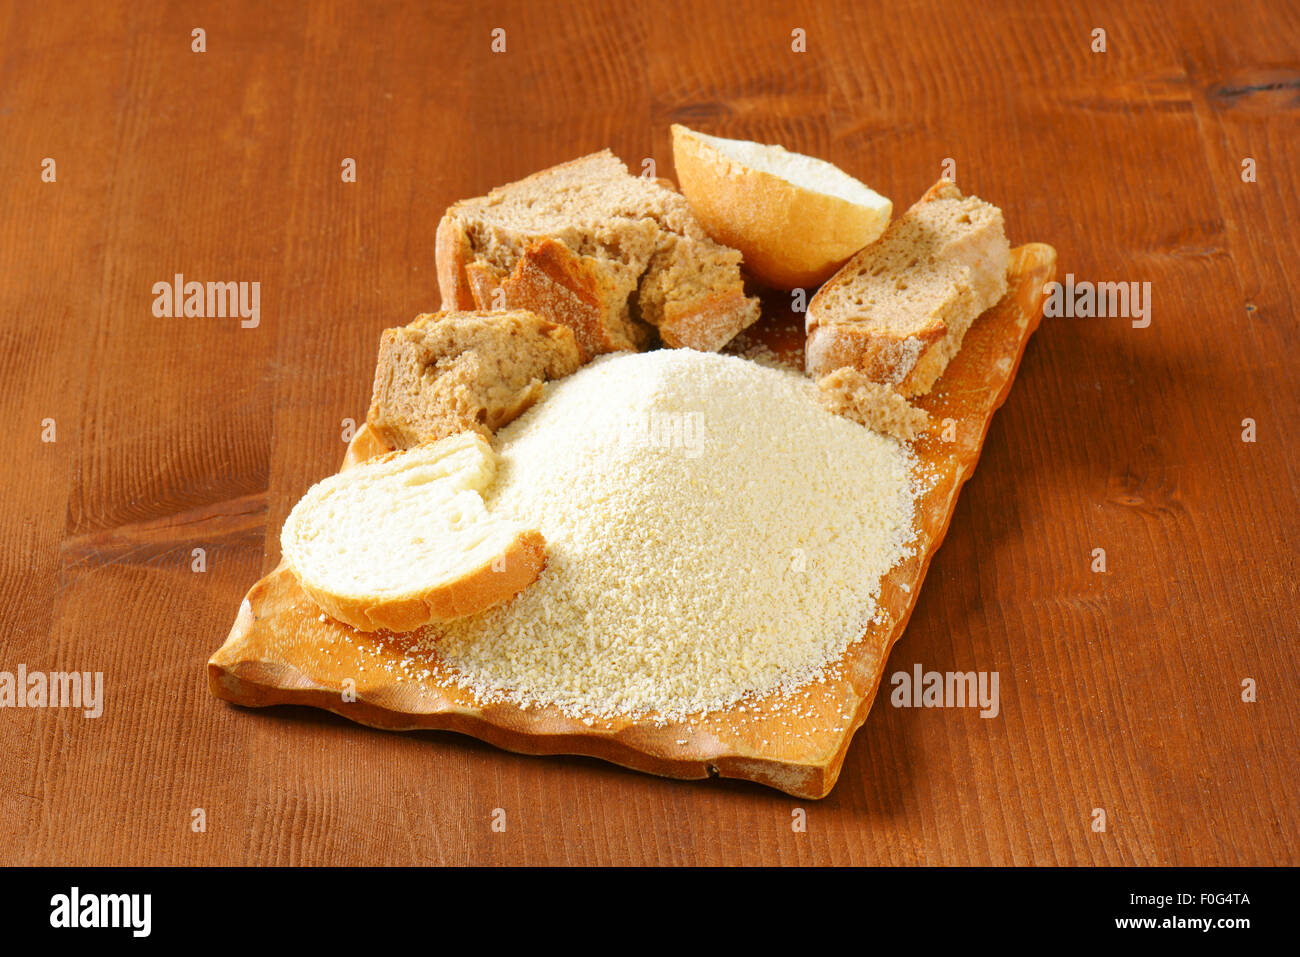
left=671, top=123, right=893, bottom=290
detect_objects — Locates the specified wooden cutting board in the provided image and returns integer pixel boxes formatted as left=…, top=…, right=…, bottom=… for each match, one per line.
left=208, top=242, right=1057, bottom=799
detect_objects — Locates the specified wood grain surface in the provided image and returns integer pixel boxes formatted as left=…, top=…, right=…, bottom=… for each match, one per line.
left=1, top=0, right=1296, bottom=865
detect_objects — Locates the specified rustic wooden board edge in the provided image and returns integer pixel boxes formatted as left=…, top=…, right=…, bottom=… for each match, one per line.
left=210, top=587, right=834, bottom=796
left=208, top=242, right=1058, bottom=800
left=816, top=241, right=1058, bottom=795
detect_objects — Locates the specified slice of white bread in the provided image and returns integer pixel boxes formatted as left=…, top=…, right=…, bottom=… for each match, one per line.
left=436, top=150, right=760, bottom=357
left=367, top=310, right=582, bottom=450
left=806, top=179, right=1010, bottom=394
left=281, top=432, right=546, bottom=632
left=671, top=124, right=893, bottom=290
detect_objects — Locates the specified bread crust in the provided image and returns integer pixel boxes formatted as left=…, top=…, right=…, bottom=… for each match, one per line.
left=499, top=239, right=644, bottom=360
left=806, top=314, right=950, bottom=396
left=658, top=288, right=761, bottom=352
left=294, top=528, right=547, bottom=633
left=671, top=124, right=892, bottom=290
left=437, top=208, right=645, bottom=360
left=436, top=212, right=476, bottom=310
left=464, top=261, right=505, bottom=310
left=816, top=367, right=929, bottom=442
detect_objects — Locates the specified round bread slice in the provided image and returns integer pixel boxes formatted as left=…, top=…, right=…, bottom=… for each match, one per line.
left=671, top=123, right=892, bottom=290
left=281, top=432, right=546, bottom=632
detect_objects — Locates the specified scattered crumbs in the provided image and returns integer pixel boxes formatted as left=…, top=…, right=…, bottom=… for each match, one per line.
left=723, top=329, right=802, bottom=372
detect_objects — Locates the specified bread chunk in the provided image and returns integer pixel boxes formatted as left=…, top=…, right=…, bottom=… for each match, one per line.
left=367, top=310, right=582, bottom=450
left=817, top=367, right=929, bottom=442
left=806, top=180, right=1010, bottom=394
left=671, top=123, right=893, bottom=290
left=437, top=150, right=760, bottom=356
left=281, top=432, right=546, bottom=632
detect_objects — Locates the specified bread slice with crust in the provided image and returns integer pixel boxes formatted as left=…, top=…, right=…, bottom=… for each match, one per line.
left=436, top=150, right=760, bottom=356
left=281, top=432, right=546, bottom=632
left=367, top=310, right=582, bottom=450
left=805, top=180, right=1010, bottom=394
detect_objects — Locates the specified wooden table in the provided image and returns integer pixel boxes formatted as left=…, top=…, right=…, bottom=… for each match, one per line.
left=2, top=0, right=1296, bottom=866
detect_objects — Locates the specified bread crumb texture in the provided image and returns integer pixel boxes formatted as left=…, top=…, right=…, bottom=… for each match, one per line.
left=410, top=349, right=918, bottom=720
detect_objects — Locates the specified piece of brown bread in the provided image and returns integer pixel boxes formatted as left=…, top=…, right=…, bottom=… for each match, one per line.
left=436, top=150, right=760, bottom=357
left=805, top=179, right=1010, bottom=394
left=366, top=310, right=582, bottom=450
left=817, top=368, right=929, bottom=442
left=494, top=238, right=649, bottom=361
